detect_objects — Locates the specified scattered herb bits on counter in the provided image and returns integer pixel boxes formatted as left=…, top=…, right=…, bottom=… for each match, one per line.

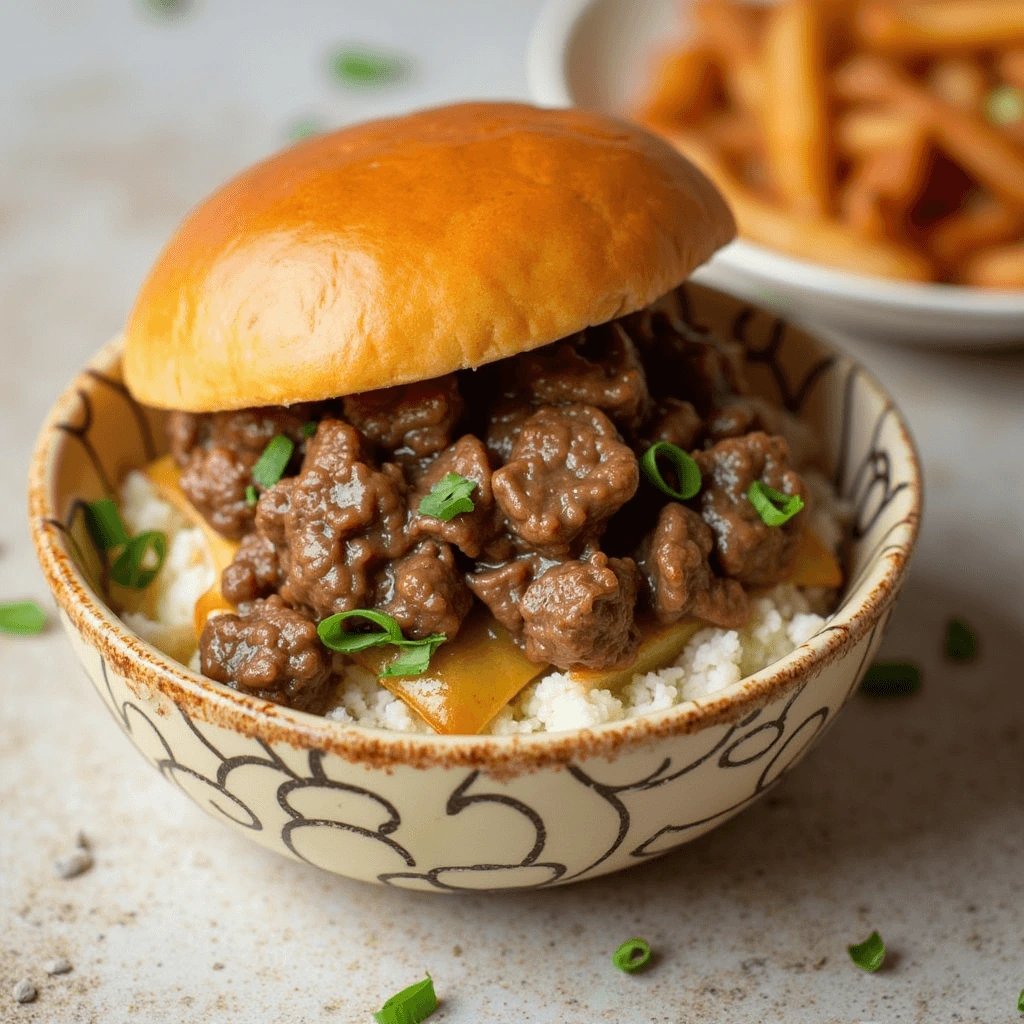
left=945, top=618, right=978, bottom=662
left=373, top=975, right=437, bottom=1024
left=329, top=48, right=410, bottom=87
left=848, top=931, right=886, bottom=973
left=1017, top=988, right=1024, bottom=1013
left=0, top=600, right=46, bottom=636
left=860, top=661, right=921, bottom=697
left=612, top=938, right=653, bottom=974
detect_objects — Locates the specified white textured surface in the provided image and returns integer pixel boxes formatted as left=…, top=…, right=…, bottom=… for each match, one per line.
left=1, top=2, right=1023, bottom=1021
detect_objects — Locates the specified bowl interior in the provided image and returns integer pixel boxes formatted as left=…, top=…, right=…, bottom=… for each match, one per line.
left=529, top=0, right=1024, bottom=344
left=32, top=282, right=920, bottom=757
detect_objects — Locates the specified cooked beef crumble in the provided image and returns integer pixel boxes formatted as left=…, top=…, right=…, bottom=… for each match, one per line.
left=183, top=287, right=813, bottom=707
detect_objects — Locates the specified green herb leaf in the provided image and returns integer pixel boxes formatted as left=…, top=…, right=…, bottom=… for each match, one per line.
left=317, top=609, right=405, bottom=653
left=0, top=600, right=47, bottom=636
left=289, top=120, right=323, bottom=142
left=301, top=421, right=318, bottom=438
left=380, top=635, right=447, bottom=679
left=252, top=435, right=295, bottom=490
left=1017, top=988, right=1024, bottom=1013
left=848, top=931, right=886, bottom=972
left=945, top=618, right=977, bottom=662
left=110, top=531, right=167, bottom=589
left=860, top=661, right=921, bottom=697
left=245, top=485, right=258, bottom=507
left=612, top=938, right=652, bottom=974
left=330, top=48, right=409, bottom=87
left=987, top=85, right=1024, bottom=126
left=418, top=473, right=477, bottom=522
left=84, top=499, right=129, bottom=551
left=373, top=975, right=437, bottom=1024
left=641, top=442, right=702, bottom=501
left=747, top=480, right=805, bottom=526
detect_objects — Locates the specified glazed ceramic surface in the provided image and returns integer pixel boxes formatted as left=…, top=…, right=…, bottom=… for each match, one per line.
left=527, top=0, right=1024, bottom=347
left=29, top=283, right=920, bottom=891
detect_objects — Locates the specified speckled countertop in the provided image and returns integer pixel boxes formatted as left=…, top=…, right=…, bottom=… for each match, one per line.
left=2, top=2, right=1023, bottom=1022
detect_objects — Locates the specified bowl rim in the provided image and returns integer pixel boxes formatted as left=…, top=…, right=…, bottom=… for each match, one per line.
left=29, top=320, right=921, bottom=775
left=526, top=0, right=1024, bottom=311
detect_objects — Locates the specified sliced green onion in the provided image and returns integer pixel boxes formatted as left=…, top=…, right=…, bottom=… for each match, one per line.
left=418, top=473, right=477, bottom=522
left=860, top=661, right=921, bottom=697
left=330, top=48, right=409, bottom=87
left=301, top=421, right=318, bottom=438
left=245, top=485, right=258, bottom=507
left=380, top=635, right=447, bottom=679
left=945, top=619, right=977, bottom=662
left=748, top=480, right=804, bottom=526
left=84, top=499, right=129, bottom=551
left=848, top=931, right=886, bottom=973
left=987, top=85, right=1024, bottom=126
left=110, top=531, right=167, bottom=589
left=0, top=600, right=47, bottom=636
left=252, top=435, right=295, bottom=490
left=373, top=975, right=437, bottom=1024
left=612, top=938, right=652, bottom=974
left=641, top=442, right=702, bottom=501
left=318, top=610, right=446, bottom=676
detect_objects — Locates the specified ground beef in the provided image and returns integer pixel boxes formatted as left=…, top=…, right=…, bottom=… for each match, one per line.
left=484, top=400, right=533, bottom=465
left=694, top=432, right=805, bottom=587
left=374, top=540, right=472, bottom=640
left=509, top=323, right=650, bottom=433
left=221, top=531, right=282, bottom=606
left=199, top=596, right=332, bottom=711
left=519, top=553, right=640, bottom=670
left=223, top=418, right=410, bottom=619
left=492, top=404, right=639, bottom=557
left=466, top=554, right=552, bottom=635
left=646, top=397, right=703, bottom=450
left=342, top=375, right=463, bottom=459
left=408, top=435, right=501, bottom=558
left=638, top=503, right=749, bottom=629
left=174, top=406, right=318, bottom=539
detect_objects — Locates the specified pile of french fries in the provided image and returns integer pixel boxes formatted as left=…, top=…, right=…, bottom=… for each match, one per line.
left=636, top=0, right=1024, bottom=288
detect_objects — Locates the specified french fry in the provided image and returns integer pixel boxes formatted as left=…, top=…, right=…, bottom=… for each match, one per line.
left=856, top=1, right=1024, bottom=52
left=653, top=125, right=934, bottom=280
left=840, top=125, right=931, bottom=240
left=762, top=0, right=832, bottom=218
left=928, top=196, right=1024, bottom=268
left=835, top=109, right=921, bottom=157
left=834, top=55, right=1024, bottom=206
left=691, top=0, right=765, bottom=117
left=963, top=239, right=1024, bottom=288
left=636, top=45, right=718, bottom=126
left=928, top=58, right=989, bottom=114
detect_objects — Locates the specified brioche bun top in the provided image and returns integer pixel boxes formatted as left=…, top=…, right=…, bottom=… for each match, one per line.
left=123, top=102, right=734, bottom=410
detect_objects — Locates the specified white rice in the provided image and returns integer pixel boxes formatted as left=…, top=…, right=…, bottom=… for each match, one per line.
left=117, top=470, right=844, bottom=735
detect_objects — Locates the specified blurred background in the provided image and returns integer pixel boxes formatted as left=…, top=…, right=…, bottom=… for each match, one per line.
left=2, top=2, right=1023, bottom=1022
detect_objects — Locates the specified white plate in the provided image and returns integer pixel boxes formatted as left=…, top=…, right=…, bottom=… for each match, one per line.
left=527, top=0, right=1024, bottom=347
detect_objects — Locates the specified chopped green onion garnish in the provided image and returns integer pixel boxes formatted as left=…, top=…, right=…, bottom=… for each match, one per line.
left=373, top=975, right=437, bottom=1024
left=301, top=421, right=318, bottom=438
left=860, top=661, right=921, bottom=697
left=329, top=48, right=409, bottom=87
left=110, top=531, right=167, bottom=589
left=0, top=600, right=47, bottom=636
left=641, top=442, right=702, bottom=501
left=418, top=473, right=477, bottom=522
left=748, top=480, right=804, bottom=526
left=252, top=435, right=295, bottom=490
left=84, top=499, right=129, bottom=551
left=848, top=931, right=886, bottom=972
left=245, top=485, right=258, bottom=507
left=987, top=85, right=1024, bottom=126
left=317, top=609, right=446, bottom=677
left=945, top=618, right=977, bottom=662
left=1017, top=988, right=1024, bottom=1013
left=612, top=938, right=652, bottom=974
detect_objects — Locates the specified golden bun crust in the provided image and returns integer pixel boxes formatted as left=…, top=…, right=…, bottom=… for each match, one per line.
left=124, top=102, right=735, bottom=410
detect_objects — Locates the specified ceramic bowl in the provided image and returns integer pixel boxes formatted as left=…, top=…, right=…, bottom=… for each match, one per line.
left=29, top=283, right=920, bottom=891
left=527, top=0, right=1024, bottom=348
